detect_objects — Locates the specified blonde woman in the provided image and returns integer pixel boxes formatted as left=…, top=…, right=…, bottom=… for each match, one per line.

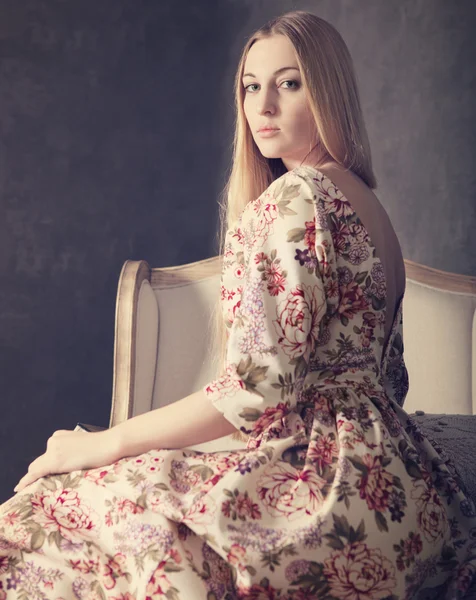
left=1, top=10, right=475, bottom=599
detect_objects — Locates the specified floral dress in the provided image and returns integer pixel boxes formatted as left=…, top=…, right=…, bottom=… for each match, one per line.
left=1, top=165, right=476, bottom=600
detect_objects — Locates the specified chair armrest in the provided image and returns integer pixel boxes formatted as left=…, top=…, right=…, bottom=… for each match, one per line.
left=109, top=260, right=159, bottom=428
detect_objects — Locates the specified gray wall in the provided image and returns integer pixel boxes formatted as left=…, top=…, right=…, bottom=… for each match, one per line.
left=0, top=0, right=474, bottom=502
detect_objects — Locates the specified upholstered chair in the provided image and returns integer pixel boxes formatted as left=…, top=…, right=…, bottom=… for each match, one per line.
left=107, top=256, right=476, bottom=502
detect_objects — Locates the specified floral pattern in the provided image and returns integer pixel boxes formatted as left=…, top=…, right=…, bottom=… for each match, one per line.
left=1, top=165, right=476, bottom=599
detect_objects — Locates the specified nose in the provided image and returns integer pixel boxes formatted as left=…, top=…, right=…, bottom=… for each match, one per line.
left=256, top=87, right=277, bottom=115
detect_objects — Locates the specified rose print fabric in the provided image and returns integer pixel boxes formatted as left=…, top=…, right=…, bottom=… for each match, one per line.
left=1, top=165, right=476, bottom=599
left=204, top=168, right=331, bottom=449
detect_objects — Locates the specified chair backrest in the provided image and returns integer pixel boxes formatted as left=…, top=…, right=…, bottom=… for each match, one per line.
left=149, top=257, right=222, bottom=413
left=109, top=257, right=221, bottom=427
left=402, top=260, right=476, bottom=413
left=109, top=257, right=476, bottom=428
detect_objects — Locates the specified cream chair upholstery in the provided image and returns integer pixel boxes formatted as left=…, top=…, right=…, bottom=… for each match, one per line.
left=109, top=257, right=245, bottom=453
left=109, top=256, right=476, bottom=454
left=400, top=260, right=476, bottom=414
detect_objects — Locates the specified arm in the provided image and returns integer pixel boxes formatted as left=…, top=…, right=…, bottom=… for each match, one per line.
left=201, top=169, right=334, bottom=447
left=110, top=388, right=238, bottom=459
left=109, top=168, right=334, bottom=458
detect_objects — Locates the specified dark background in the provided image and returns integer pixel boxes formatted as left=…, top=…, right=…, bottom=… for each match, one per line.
left=0, top=0, right=475, bottom=503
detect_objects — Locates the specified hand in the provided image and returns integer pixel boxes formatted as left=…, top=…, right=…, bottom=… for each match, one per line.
left=14, top=428, right=121, bottom=493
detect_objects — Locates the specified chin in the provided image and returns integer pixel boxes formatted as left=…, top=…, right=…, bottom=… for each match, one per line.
left=257, top=148, right=283, bottom=159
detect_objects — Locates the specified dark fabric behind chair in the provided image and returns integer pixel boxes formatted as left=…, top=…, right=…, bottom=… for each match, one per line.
left=411, top=412, right=476, bottom=507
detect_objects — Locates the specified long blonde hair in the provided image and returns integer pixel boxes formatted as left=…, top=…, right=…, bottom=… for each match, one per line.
left=207, top=9, right=377, bottom=385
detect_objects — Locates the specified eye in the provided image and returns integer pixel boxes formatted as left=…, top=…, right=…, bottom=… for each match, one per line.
left=243, top=80, right=300, bottom=93
left=282, top=80, right=299, bottom=89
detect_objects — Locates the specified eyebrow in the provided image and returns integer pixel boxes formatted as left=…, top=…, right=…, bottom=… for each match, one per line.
left=242, top=66, right=300, bottom=79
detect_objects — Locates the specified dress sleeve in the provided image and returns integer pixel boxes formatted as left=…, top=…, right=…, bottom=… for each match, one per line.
left=203, top=169, right=337, bottom=445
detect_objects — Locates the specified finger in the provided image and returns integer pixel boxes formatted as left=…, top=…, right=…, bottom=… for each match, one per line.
left=16, top=453, right=51, bottom=492
left=15, top=456, right=49, bottom=492
left=15, top=472, right=40, bottom=492
left=15, top=477, right=31, bottom=492
left=27, top=454, right=46, bottom=474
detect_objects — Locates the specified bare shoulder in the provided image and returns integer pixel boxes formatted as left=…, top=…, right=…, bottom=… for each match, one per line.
left=316, top=162, right=374, bottom=203
left=317, top=162, right=406, bottom=294
left=316, top=162, right=392, bottom=230
left=316, top=162, right=388, bottom=229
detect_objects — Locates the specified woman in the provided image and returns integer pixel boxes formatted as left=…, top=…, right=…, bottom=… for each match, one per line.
left=1, top=10, right=475, bottom=599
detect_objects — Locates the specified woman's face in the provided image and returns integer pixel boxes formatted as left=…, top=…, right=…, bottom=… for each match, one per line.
left=242, top=34, right=320, bottom=171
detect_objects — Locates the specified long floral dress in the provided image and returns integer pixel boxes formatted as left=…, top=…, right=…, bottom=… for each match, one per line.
left=1, top=165, right=476, bottom=600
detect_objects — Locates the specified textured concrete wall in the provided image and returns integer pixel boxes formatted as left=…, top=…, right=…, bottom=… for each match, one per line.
left=0, top=0, right=250, bottom=502
left=247, top=0, right=476, bottom=275
left=0, top=0, right=474, bottom=502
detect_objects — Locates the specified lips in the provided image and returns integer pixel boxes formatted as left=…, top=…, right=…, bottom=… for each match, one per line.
left=257, top=127, right=279, bottom=132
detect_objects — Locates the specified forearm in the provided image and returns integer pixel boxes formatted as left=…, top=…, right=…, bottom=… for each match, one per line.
left=110, top=388, right=238, bottom=458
